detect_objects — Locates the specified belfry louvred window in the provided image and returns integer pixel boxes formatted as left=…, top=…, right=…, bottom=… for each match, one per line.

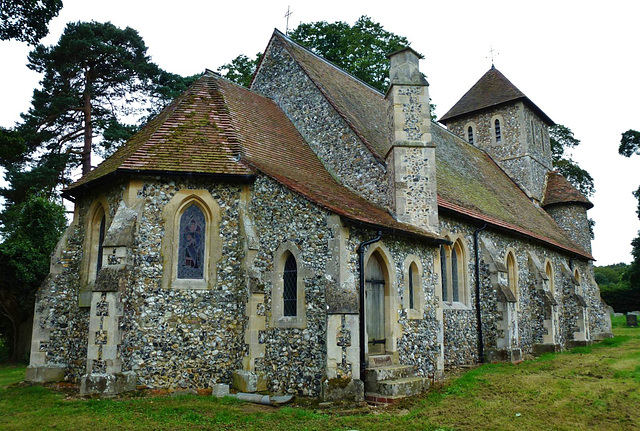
left=495, top=119, right=502, bottom=142
left=467, top=126, right=474, bottom=144
left=283, top=253, right=297, bottom=316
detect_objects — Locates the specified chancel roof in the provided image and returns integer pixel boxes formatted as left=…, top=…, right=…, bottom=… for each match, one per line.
left=66, top=72, right=442, bottom=242
left=439, top=66, right=554, bottom=126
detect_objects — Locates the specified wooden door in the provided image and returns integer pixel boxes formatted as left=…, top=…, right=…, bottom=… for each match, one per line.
left=365, top=254, right=385, bottom=355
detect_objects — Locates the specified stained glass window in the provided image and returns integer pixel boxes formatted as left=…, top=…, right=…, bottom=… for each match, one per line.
left=178, top=204, right=205, bottom=279
left=283, top=254, right=297, bottom=316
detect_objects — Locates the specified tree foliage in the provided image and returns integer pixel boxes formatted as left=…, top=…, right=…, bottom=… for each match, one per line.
left=618, top=128, right=640, bottom=304
left=0, top=194, right=67, bottom=361
left=219, top=16, right=412, bottom=94
left=217, top=53, right=261, bottom=88
left=0, top=0, right=63, bottom=44
left=288, top=16, right=410, bottom=93
left=549, top=124, right=595, bottom=197
left=619, top=129, right=640, bottom=158
left=15, top=20, right=194, bottom=197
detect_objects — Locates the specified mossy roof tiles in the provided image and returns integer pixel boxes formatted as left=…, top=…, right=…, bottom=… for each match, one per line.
left=66, top=72, right=441, bottom=242
left=439, top=66, right=554, bottom=125
left=543, top=171, right=593, bottom=209
left=275, top=33, right=590, bottom=258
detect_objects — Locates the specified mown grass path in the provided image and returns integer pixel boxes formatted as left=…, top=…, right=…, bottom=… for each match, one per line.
left=1, top=319, right=638, bottom=430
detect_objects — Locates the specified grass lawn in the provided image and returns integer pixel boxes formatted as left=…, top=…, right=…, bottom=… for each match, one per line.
left=1, top=316, right=638, bottom=430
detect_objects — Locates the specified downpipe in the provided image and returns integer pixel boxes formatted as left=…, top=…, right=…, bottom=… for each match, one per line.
left=473, top=224, right=487, bottom=363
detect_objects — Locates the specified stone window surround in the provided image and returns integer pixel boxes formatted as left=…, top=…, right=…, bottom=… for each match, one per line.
left=161, top=189, right=222, bottom=290
left=270, top=241, right=307, bottom=329
left=464, top=122, right=477, bottom=145
left=437, top=234, right=471, bottom=309
left=505, top=248, right=519, bottom=303
left=491, top=114, right=505, bottom=145
left=544, top=258, right=555, bottom=294
left=80, top=197, right=110, bottom=291
left=403, top=255, right=425, bottom=320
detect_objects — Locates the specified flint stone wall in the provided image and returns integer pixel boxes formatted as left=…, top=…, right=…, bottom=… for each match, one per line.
left=438, top=215, right=609, bottom=363
left=252, top=37, right=389, bottom=208
left=31, top=181, right=125, bottom=381
left=445, top=103, right=552, bottom=202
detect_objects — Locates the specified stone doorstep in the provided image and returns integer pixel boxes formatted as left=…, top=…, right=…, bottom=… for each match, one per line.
left=364, top=365, right=413, bottom=392
left=374, top=376, right=430, bottom=397
left=367, top=354, right=394, bottom=368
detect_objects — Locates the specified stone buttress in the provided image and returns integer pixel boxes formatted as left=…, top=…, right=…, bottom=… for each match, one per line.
left=385, top=48, right=438, bottom=232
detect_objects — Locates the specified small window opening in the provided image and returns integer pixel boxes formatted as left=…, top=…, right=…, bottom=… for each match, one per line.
left=408, top=263, right=416, bottom=310
left=451, top=245, right=459, bottom=302
left=283, top=254, right=298, bottom=316
left=495, top=119, right=502, bottom=142
left=96, top=214, right=106, bottom=275
left=440, top=246, right=448, bottom=302
left=467, top=126, right=474, bottom=145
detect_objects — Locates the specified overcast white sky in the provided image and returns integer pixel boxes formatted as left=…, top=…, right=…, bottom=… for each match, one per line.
left=1, top=0, right=639, bottom=265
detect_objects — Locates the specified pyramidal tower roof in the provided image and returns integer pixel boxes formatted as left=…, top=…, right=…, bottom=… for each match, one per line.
left=439, top=66, right=554, bottom=125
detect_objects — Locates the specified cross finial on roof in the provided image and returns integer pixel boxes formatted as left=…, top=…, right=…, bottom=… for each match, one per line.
left=488, top=45, right=499, bottom=68
left=284, top=5, right=293, bottom=35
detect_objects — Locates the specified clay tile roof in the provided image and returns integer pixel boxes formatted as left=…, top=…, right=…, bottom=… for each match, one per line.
left=543, top=171, right=593, bottom=209
left=272, top=30, right=391, bottom=160
left=67, top=73, right=254, bottom=191
left=66, top=72, right=441, bottom=242
left=433, top=126, right=593, bottom=259
left=439, top=66, right=554, bottom=126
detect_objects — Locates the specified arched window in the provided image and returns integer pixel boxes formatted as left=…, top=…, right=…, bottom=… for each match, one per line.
left=271, top=242, right=306, bottom=328
left=84, top=202, right=107, bottom=285
left=408, top=262, right=417, bottom=310
left=283, top=253, right=297, bottom=316
left=494, top=119, right=502, bottom=142
left=178, top=204, right=206, bottom=280
left=467, top=126, right=474, bottom=145
left=161, top=189, right=222, bottom=290
left=545, top=261, right=555, bottom=294
left=440, top=238, right=469, bottom=306
left=506, top=251, right=518, bottom=299
left=440, top=245, right=448, bottom=302
left=451, top=245, right=459, bottom=302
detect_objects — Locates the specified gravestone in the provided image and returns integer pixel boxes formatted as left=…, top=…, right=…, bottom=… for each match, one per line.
left=626, top=314, right=638, bottom=327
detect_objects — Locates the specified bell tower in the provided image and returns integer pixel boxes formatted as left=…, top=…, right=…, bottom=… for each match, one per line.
left=439, top=67, right=554, bottom=204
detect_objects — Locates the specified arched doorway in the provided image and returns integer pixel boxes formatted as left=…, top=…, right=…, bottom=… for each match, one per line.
left=365, top=252, right=387, bottom=355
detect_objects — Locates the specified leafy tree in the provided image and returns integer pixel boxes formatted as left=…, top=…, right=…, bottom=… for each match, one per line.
left=218, top=17, right=438, bottom=117
left=288, top=16, right=409, bottom=93
left=16, top=20, right=194, bottom=196
left=217, top=53, right=261, bottom=88
left=550, top=124, right=595, bottom=197
left=0, top=0, right=63, bottom=44
left=0, top=194, right=66, bottom=362
left=618, top=128, right=640, bottom=307
left=619, top=129, right=640, bottom=157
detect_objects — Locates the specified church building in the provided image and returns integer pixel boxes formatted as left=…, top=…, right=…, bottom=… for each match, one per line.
left=26, top=30, right=612, bottom=402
